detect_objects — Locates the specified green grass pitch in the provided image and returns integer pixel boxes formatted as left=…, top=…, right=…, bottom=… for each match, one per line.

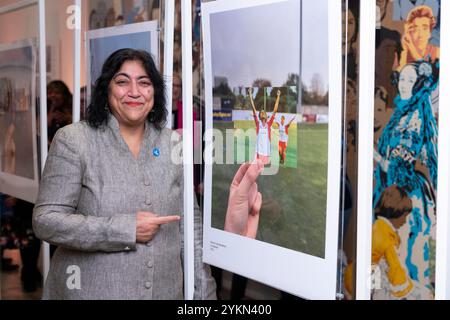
left=210, top=122, right=328, bottom=258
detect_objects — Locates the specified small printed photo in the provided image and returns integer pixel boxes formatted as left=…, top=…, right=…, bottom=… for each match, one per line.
left=231, top=86, right=298, bottom=168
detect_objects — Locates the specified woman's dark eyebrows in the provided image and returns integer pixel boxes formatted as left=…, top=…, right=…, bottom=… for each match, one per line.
left=113, top=72, right=130, bottom=79
left=113, top=73, right=150, bottom=80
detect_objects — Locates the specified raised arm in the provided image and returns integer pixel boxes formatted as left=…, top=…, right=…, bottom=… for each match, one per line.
left=273, top=89, right=281, bottom=115
left=248, top=88, right=258, bottom=116
left=268, top=90, right=281, bottom=124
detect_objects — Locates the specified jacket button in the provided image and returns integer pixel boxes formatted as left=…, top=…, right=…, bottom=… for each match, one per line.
left=145, top=198, right=152, bottom=205
left=147, top=261, right=153, bottom=268
left=145, top=282, right=152, bottom=289
left=146, top=242, right=152, bottom=247
left=144, top=178, right=151, bottom=186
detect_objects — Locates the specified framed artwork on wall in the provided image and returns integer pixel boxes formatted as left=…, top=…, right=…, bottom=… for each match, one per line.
left=0, top=39, right=39, bottom=203
left=201, top=0, right=342, bottom=299
left=357, top=0, right=450, bottom=300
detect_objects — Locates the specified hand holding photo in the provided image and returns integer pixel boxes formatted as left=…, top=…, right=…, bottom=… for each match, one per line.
left=224, top=160, right=264, bottom=239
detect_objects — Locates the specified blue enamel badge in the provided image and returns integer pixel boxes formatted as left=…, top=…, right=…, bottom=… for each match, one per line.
left=152, top=148, right=160, bottom=157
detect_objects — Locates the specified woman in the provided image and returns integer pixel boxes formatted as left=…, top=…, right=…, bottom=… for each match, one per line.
left=33, top=49, right=218, bottom=299
left=248, top=88, right=280, bottom=164
left=47, top=80, right=73, bottom=145
left=374, top=60, right=438, bottom=298
left=275, top=115, right=295, bottom=165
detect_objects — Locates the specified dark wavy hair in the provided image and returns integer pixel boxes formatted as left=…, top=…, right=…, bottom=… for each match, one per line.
left=87, top=48, right=167, bottom=129
left=47, top=80, right=73, bottom=111
left=342, top=0, right=359, bottom=45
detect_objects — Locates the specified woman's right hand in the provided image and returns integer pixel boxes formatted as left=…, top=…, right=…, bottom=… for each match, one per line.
left=136, top=211, right=180, bottom=243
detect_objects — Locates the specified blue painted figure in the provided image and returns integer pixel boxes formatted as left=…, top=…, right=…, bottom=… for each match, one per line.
left=374, top=60, right=438, bottom=298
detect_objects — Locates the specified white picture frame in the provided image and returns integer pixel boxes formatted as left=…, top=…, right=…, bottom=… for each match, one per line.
left=201, top=0, right=342, bottom=300
left=0, top=38, right=39, bottom=203
left=356, top=0, right=376, bottom=300
left=86, top=20, right=159, bottom=102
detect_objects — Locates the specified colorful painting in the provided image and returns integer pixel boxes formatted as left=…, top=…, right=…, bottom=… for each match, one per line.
left=372, top=0, right=440, bottom=300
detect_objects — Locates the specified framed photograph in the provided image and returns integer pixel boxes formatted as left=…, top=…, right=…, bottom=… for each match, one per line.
left=202, top=0, right=342, bottom=299
left=0, top=39, right=39, bottom=203
left=86, top=20, right=159, bottom=100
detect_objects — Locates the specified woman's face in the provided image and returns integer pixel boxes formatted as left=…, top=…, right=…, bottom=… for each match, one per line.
left=259, top=111, right=267, bottom=124
left=108, top=60, right=154, bottom=128
left=47, top=88, right=65, bottom=109
left=398, top=65, right=417, bottom=100
left=343, top=10, right=356, bottom=50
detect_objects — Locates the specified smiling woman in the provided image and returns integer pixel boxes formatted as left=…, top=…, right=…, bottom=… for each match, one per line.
left=107, top=60, right=156, bottom=157
left=32, top=48, right=217, bottom=300
left=108, top=61, right=154, bottom=126
left=87, top=49, right=167, bottom=130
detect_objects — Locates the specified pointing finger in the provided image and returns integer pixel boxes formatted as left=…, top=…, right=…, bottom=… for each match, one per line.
left=152, top=215, right=181, bottom=225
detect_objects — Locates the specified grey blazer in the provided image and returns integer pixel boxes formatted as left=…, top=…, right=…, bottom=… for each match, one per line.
left=33, top=116, right=216, bottom=300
